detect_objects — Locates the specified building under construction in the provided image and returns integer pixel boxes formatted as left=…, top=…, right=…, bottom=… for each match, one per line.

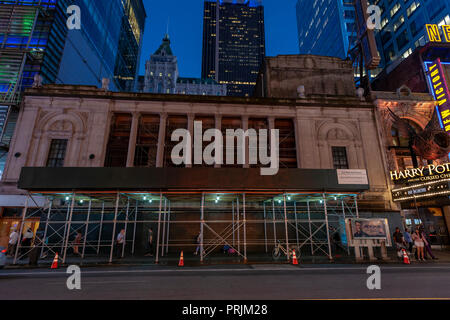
left=0, top=55, right=400, bottom=264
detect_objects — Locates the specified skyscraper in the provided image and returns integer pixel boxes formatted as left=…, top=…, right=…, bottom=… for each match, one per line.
left=370, top=0, right=450, bottom=70
left=296, top=0, right=357, bottom=60
left=0, top=0, right=146, bottom=178
left=201, top=0, right=265, bottom=97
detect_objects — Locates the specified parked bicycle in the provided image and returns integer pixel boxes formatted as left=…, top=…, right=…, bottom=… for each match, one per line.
left=272, top=240, right=299, bottom=261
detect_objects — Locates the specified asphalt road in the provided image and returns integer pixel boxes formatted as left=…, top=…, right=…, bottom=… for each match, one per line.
left=1, top=264, right=450, bottom=300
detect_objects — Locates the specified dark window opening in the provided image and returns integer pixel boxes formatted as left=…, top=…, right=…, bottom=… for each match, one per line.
left=46, top=139, right=68, bottom=168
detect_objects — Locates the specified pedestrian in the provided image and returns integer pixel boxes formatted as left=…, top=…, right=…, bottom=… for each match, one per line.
left=116, top=229, right=125, bottom=259
left=20, top=228, right=34, bottom=257
left=194, top=231, right=202, bottom=256
left=393, top=227, right=406, bottom=259
left=7, top=229, right=19, bottom=257
left=412, top=228, right=425, bottom=261
left=404, top=228, right=413, bottom=253
left=145, top=227, right=154, bottom=257
left=421, top=229, right=438, bottom=260
left=73, top=230, right=82, bottom=256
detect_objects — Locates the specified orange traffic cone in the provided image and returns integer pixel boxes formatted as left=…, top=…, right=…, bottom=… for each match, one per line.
left=51, top=252, right=59, bottom=269
left=402, top=249, right=410, bottom=265
left=292, top=250, right=299, bottom=265
left=178, top=251, right=184, bottom=267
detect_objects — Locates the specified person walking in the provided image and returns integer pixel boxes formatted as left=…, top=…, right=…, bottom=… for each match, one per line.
left=421, top=229, right=438, bottom=260
left=412, top=228, right=425, bottom=261
left=20, top=228, right=34, bottom=258
left=116, top=229, right=125, bottom=259
left=404, top=228, right=413, bottom=253
left=194, top=231, right=202, bottom=256
left=73, top=230, right=82, bottom=256
left=145, top=227, right=154, bottom=257
left=7, top=229, right=19, bottom=257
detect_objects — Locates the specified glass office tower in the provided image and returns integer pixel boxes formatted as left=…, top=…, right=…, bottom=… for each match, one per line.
left=0, top=0, right=146, bottom=178
left=201, top=0, right=266, bottom=97
left=371, top=0, right=450, bottom=70
left=296, top=0, right=357, bottom=59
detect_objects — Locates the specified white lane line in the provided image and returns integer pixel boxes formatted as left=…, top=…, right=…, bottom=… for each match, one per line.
left=1, top=265, right=450, bottom=277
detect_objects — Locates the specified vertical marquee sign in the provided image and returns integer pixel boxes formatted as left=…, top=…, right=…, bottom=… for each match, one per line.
left=427, top=58, right=450, bottom=135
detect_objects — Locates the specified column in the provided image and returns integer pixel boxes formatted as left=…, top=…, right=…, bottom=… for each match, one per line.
left=215, top=114, right=222, bottom=168
left=156, top=113, right=168, bottom=168
left=187, top=113, right=195, bottom=168
left=126, top=112, right=140, bottom=167
left=242, top=115, right=249, bottom=168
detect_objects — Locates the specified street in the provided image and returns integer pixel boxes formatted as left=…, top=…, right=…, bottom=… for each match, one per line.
left=1, top=264, right=450, bottom=300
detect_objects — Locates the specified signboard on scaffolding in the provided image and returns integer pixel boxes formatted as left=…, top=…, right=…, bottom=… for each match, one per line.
left=337, top=169, right=368, bottom=185
left=346, top=218, right=390, bottom=241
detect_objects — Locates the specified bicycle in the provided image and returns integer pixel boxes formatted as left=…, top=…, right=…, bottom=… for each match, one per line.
left=272, top=240, right=299, bottom=261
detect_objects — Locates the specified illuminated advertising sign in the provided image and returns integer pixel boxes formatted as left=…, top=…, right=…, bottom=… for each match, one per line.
left=390, top=162, right=450, bottom=183
left=426, top=24, right=450, bottom=43
left=427, top=59, right=450, bottom=134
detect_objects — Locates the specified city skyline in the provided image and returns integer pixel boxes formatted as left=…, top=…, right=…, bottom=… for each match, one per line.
left=139, top=0, right=298, bottom=77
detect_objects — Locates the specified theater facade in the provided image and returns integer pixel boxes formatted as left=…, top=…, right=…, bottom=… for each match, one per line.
left=0, top=80, right=402, bottom=264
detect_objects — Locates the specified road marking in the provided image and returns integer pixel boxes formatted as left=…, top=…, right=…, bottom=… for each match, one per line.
left=1, top=265, right=450, bottom=277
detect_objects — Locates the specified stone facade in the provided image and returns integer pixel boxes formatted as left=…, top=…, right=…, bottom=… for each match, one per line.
left=143, top=35, right=226, bottom=96
left=254, top=55, right=357, bottom=99
left=0, top=84, right=393, bottom=213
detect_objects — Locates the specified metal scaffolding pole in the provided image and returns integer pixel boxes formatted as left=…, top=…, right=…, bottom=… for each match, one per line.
left=283, top=194, right=289, bottom=261
left=13, top=197, right=28, bottom=265
left=263, top=202, right=268, bottom=253
left=63, top=195, right=76, bottom=264
left=200, top=193, right=205, bottom=263
left=109, top=193, right=120, bottom=263
left=61, top=201, right=71, bottom=254
left=81, top=199, right=92, bottom=259
left=307, top=199, right=313, bottom=255
left=132, top=201, right=138, bottom=255
left=354, top=195, right=360, bottom=218
left=97, top=202, right=104, bottom=255
left=121, top=197, right=130, bottom=258
left=161, top=198, right=167, bottom=257
left=272, top=200, right=276, bottom=246
left=294, top=201, right=299, bottom=249
left=323, top=194, right=333, bottom=260
left=236, top=196, right=240, bottom=254
left=342, top=199, right=350, bottom=255
left=166, top=201, right=171, bottom=254
left=40, top=200, right=52, bottom=258
left=243, top=193, right=247, bottom=262
left=155, top=193, right=163, bottom=264
left=232, top=200, right=235, bottom=247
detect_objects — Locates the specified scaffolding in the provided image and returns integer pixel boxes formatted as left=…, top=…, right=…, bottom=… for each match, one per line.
left=11, top=191, right=360, bottom=265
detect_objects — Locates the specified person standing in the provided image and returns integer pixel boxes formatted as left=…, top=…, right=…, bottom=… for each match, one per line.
left=404, top=228, right=413, bottom=253
left=73, top=230, right=82, bottom=256
left=393, top=227, right=406, bottom=255
left=412, top=229, right=425, bottom=261
left=145, top=228, right=154, bottom=257
left=7, top=229, right=19, bottom=257
left=116, top=229, right=125, bottom=259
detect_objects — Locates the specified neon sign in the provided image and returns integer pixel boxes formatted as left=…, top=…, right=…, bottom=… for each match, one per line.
left=426, top=24, right=450, bottom=43
left=427, top=59, right=450, bottom=135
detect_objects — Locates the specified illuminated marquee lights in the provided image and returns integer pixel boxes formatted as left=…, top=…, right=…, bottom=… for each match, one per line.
left=426, top=59, right=450, bottom=135
left=426, top=24, right=450, bottom=43
left=391, top=179, right=450, bottom=202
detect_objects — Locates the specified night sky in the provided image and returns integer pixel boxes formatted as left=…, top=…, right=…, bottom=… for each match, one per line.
left=139, top=0, right=299, bottom=77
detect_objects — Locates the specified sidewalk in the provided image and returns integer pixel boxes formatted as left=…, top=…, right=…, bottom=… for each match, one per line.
left=4, top=248, right=450, bottom=269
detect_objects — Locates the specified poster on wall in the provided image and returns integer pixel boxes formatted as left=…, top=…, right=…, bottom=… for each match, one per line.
left=347, top=218, right=389, bottom=240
